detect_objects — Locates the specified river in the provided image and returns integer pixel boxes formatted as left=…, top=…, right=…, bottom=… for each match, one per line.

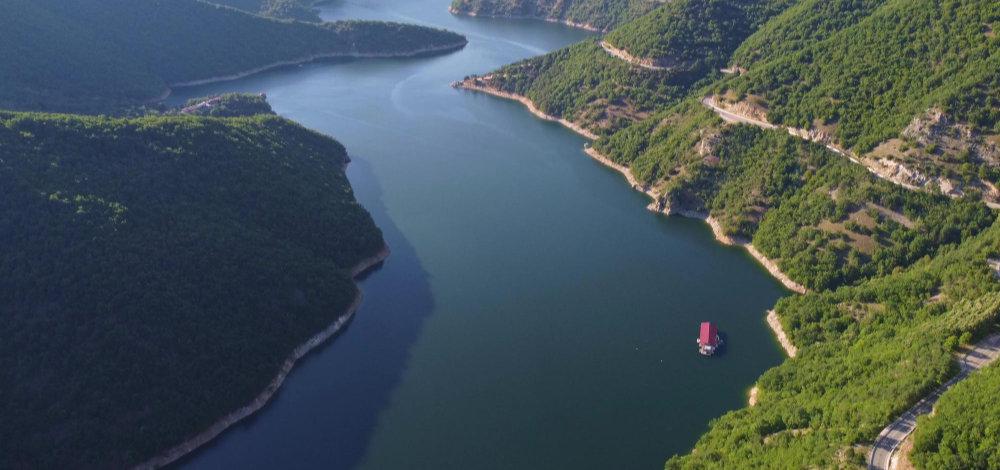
left=168, top=1, right=786, bottom=468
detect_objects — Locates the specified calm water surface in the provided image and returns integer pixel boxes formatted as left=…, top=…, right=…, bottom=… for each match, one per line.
left=170, top=1, right=786, bottom=468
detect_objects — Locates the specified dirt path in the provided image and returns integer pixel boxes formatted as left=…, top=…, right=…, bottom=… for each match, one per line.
left=701, top=97, right=777, bottom=129
left=867, top=333, right=1000, bottom=470
left=700, top=97, right=1000, bottom=209
left=599, top=41, right=668, bottom=70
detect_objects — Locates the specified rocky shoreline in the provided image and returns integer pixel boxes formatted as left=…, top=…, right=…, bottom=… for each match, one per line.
left=766, top=309, right=798, bottom=357
left=454, top=79, right=598, bottom=139
left=457, top=77, right=809, bottom=365
left=582, top=148, right=808, bottom=294
left=133, top=243, right=390, bottom=470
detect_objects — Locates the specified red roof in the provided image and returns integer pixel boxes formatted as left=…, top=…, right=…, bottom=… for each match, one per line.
left=699, top=322, right=719, bottom=346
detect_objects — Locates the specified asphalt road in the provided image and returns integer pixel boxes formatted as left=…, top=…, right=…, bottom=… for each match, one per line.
left=868, top=333, right=1000, bottom=470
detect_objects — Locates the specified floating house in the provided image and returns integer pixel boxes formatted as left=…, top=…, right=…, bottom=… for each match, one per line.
left=697, top=322, right=722, bottom=356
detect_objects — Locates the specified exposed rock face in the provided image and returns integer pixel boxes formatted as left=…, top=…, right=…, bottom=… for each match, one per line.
left=867, top=158, right=931, bottom=189
left=698, top=129, right=722, bottom=158
left=901, top=108, right=1000, bottom=166
left=599, top=41, right=677, bottom=70
left=703, top=98, right=1000, bottom=205
left=721, top=98, right=769, bottom=123
left=787, top=126, right=836, bottom=147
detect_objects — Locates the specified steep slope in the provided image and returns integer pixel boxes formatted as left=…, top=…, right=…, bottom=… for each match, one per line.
left=667, top=220, right=1000, bottom=468
left=463, top=0, right=1000, bottom=466
left=0, top=110, right=386, bottom=468
left=911, top=361, right=1000, bottom=469
left=596, top=101, right=992, bottom=291
left=463, top=0, right=795, bottom=137
left=603, top=0, right=795, bottom=69
left=711, top=0, right=999, bottom=201
left=0, top=0, right=467, bottom=113
left=449, top=0, right=660, bottom=31
left=474, top=0, right=998, bottom=203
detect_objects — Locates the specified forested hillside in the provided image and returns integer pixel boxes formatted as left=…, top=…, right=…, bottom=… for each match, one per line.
left=472, top=0, right=795, bottom=136
left=0, top=110, right=385, bottom=468
left=466, top=0, right=1000, bottom=467
left=911, top=362, right=1000, bottom=469
left=667, top=220, right=1000, bottom=468
left=449, top=0, right=659, bottom=31
left=0, top=0, right=466, bottom=113
left=603, top=0, right=794, bottom=69
left=208, top=0, right=324, bottom=22
left=595, top=101, right=993, bottom=291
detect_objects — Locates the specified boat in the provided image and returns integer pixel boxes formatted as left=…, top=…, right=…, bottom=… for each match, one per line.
left=697, top=322, right=723, bottom=356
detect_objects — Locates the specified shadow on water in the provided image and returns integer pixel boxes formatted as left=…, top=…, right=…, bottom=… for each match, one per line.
left=174, top=156, right=435, bottom=470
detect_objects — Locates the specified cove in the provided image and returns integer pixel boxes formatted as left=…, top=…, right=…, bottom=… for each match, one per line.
left=168, top=1, right=786, bottom=468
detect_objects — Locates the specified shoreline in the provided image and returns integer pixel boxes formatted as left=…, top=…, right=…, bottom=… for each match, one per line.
left=766, top=309, right=798, bottom=357
left=448, top=7, right=604, bottom=32
left=133, top=243, right=391, bottom=469
left=456, top=77, right=807, bottom=362
left=458, top=83, right=807, bottom=295
left=583, top=147, right=808, bottom=294
left=159, top=41, right=467, bottom=93
left=455, top=79, right=598, bottom=139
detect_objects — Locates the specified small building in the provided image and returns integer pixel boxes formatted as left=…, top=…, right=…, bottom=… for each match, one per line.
left=697, top=322, right=722, bottom=356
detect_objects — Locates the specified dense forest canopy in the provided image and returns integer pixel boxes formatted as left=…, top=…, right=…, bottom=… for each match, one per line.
left=0, top=0, right=466, bottom=113
left=604, top=0, right=795, bottom=68
left=477, top=0, right=797, bottom=137
left=0, top=110, right=385, bottom=468
left=469, top=0, right=1000, bottom=467
left=0, top=0, right=996, bottom=466
left=667, top=220, right=1000, bottom=467
left=721, top=0, right=1000, bottom=152
left=911, top=362, right=1000, bottom=469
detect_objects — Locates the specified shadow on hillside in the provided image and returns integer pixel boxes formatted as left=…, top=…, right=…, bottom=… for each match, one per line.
left=172, top=155, right=436, bottom=470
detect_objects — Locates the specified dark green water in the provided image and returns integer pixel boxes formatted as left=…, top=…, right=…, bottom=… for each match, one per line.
left=169, top=1, right=787, bottom=468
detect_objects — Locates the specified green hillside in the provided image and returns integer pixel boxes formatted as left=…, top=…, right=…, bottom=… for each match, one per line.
left=474, top=0, right=794, bottom=136
left=0, top=0, right=467, bottom=113
left=720, top=0, right=999, bottom=152
left=471, top=39, right=696, bottom=135
left=0, top=110, right=385, bottom=468
left=597, top=101, right=992, bottom=291
left=604, top=0, right=794, bottom=68
left=468, top=0, right=1000, bottom=466
left=449, top=0, right=659, bottom=31
left=667, top=219, right=1000, bottom=468
left=912, top=362, right=1000, bottom=469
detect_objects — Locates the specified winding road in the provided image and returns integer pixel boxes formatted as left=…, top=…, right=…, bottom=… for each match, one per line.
left=700, top=97, right=776, bottom=129
left=867, top=332, right=1000, bottom=470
